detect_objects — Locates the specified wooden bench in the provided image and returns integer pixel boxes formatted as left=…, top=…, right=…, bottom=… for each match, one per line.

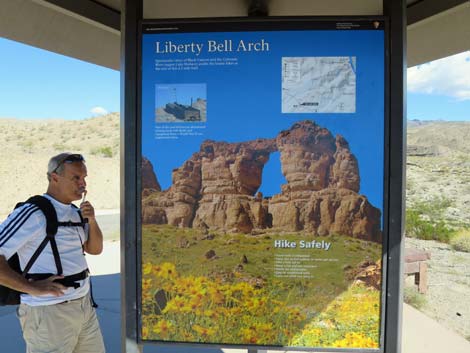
left=404, top=248, right=431, bottom=294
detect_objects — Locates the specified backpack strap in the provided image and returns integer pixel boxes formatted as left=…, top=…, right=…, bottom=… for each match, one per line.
left=16, top=195, right=63, bottom=276
left=48, top=234, right=63, bottom=275
left=68, top=204, right=86, bottom=253
left=16, top=196, right=59, bottom=237
left=22, top=236, right=57, bottom=274
left=70, top=203, right=87, bottom=224
left=72, top=203, right=83, bottom=219
left=57, top=221, right=85, bottom=227
left=69, top=205, right=96, bottom=307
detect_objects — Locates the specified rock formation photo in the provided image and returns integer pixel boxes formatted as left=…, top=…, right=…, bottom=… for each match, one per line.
left=142, top=120, right=381, bottom=242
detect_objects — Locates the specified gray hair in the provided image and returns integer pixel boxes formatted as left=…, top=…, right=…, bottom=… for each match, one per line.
left=47, top=152, right=84, bottom=181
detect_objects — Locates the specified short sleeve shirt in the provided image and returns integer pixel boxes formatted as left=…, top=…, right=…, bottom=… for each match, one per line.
left=0, top=194, right=90, bottom=306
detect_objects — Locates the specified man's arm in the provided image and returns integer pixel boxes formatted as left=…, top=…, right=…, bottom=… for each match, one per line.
left=0, top=255, right=66, bottom=296
left=80, top=201, right=103, bottom=255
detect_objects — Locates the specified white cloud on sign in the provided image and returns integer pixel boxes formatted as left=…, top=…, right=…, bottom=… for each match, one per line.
left=407, top=51, right=470, bottom=101
left=90, top=106, right=109, bottom=115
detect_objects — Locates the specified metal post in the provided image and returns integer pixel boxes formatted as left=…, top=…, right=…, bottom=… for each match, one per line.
left=383, top=1, right=407, bottom=353
left=121, top=0, right=143, bottom=352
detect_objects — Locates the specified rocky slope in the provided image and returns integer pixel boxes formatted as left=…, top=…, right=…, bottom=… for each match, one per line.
left=406, top=120, right=470, bottom=341
left=407, top=120, right=470, bottom=226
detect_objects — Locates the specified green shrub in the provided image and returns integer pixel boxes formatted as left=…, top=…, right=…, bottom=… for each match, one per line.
left=403, top=286, right=426, bottom=310
left=405, top=197, right=454, bottom=243
left=406, top=209, right=454, bottom=242
left=411, top=197, right=453, bottom=218
left=450, top=230, right=470, bottom=252
left=90, top=146, right=114, bottom=158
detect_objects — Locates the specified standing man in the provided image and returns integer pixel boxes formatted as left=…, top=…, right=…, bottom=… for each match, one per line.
left=0, top=153, right=105, bottom=353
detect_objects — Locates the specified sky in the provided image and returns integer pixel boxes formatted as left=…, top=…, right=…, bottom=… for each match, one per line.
left=0, top=38, right=120, bottom=120
left=407, top=51, right=470, bottom=120
left=0, top=37, right=468, bottom=121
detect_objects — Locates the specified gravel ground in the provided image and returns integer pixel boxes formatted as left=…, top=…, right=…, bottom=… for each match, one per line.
left=405, top=237, right=470, bottom=341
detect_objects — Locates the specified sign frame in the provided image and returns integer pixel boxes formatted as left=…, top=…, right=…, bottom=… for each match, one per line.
left=121, top=2, right=406, bottom=352
left=138, top=16, right=390, bottom=352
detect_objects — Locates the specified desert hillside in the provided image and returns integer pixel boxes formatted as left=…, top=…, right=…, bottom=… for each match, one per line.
left=407, top=120, right=470, bottom=227
left=1, top=115, right=468, bottom=222
left=0, top=113, right=119, bottom=216
left=406, top=120, right=470, bottom=340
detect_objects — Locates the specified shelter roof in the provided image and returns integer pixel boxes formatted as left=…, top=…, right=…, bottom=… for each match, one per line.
left=0, top=0, right=468, bottom=69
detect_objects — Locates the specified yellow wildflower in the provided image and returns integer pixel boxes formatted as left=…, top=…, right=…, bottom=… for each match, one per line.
left=152, top=320, right=173, bottom=339
left=333, top=332, right=378, bottom=348
left=192, top=324, right=215, bottom=337
left=142, top=326, right=149, bottom=339
left=143, top=262, right=153, bottom=275
left=159, top=262, right=177, bottom=279
left=163, top=296, right=188, bottom=313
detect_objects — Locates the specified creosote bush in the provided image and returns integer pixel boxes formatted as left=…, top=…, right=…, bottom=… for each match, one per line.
left=406, top=197, right=455, bottom=243
left=450, top=229, right=470, bottom=253
left=403, top=286, right=426, bottom=310
left=90, top=146, right=114, bottom=158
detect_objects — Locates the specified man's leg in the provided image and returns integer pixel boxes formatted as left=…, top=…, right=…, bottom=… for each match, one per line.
left=17, top=302, right=82, bottom=353
left=73, top=295, right=105, bottom=353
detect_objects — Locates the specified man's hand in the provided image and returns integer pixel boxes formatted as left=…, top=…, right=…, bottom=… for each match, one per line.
left=0, top=255, right=67, bottom=297
left=80, top=198, right=104, bottom=255
left=80, top=201, right=96, bottom=222
left=27, top=275, right=67, bottom=297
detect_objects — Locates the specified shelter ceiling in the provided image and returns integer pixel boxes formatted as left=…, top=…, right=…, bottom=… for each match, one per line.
left=0, top=0, right=468, bottom=70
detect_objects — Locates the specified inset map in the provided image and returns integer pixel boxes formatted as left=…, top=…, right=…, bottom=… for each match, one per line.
left=282, top=57, right=356, bottom=113
left=155, top=83, right=207, bottom=123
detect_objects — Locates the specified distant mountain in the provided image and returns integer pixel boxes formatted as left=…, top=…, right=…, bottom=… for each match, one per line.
left=407, top=119, right=436, bottom=128
left=406, top=120, right=470, bottom=226
left=408, top=120, right=470, bottom=154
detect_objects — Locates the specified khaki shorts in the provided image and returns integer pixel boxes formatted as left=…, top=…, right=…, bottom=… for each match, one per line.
left=17, top=294, right=105, bottom=353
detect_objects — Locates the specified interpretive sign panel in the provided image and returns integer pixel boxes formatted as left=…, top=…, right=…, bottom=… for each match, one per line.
left=140, top=18, right=386, bottom=350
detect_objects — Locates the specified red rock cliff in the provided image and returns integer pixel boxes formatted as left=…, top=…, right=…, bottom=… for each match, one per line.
left=142, top=120, right=381, bottom=242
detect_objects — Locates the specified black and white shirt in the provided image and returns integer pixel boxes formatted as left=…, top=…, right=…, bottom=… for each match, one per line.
left=0, top=194, right=90, bottom=306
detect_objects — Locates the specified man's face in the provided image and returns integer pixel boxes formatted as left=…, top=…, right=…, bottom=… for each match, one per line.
left=55, top=162, right=87, bottom=203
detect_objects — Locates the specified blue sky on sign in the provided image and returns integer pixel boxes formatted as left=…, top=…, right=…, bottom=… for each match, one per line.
left=0, top=37, right=468, bottom=121
left=141, top=30, right=386, bottom=206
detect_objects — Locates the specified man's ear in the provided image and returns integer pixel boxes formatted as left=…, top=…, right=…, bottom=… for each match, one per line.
left=50, top=172, right=60, bottom=183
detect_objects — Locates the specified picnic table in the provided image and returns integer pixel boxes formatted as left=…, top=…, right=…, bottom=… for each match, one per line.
left=404, top=248, right=431, bottom=294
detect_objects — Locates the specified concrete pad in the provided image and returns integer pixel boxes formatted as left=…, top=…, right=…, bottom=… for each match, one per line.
left=402, top=304, right=470, bottom=353
left=87, top=240, right=120, bottom=276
